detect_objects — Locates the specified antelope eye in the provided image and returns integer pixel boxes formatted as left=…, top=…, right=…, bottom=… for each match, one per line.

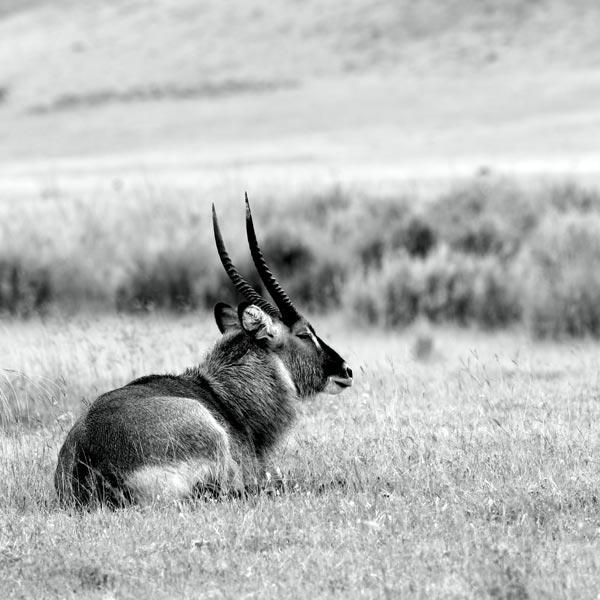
left=297, top=331, right=312, bottom=340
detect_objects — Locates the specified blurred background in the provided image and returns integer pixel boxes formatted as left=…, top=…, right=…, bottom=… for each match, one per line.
left=1, top=0, right=600, bottom=338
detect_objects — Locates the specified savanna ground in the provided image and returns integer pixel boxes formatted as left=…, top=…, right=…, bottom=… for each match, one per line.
left=2, top=313, right=600, bottom=598
left=3, top=0, right=600, bottom=597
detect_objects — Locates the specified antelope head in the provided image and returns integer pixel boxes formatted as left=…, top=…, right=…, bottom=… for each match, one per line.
left=212, top=195, right=353, bottom=396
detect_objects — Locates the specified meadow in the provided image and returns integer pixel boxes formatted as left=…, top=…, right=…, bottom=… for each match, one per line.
left=2, top=1, right=600, bottom=597
left=2, top=178, right=600, bottom=598
left=2, top=311, right=600, bottom=598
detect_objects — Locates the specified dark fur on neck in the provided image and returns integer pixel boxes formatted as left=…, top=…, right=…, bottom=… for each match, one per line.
left=183, top=331, right=297, bottom=456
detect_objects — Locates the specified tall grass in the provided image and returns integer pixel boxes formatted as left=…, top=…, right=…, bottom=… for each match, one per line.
left=3, top=319, right=600, bottom=597
left=2, top=176, right=600, bottom=337
left=518, top=212, right=600, bottom=338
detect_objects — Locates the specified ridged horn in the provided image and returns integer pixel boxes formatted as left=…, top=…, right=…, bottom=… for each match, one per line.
left=212, top=204, right=281, bottom=319
left=245, top=193, right=302, bottom=325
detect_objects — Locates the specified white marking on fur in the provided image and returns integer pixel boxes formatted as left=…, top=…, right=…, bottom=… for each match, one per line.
left=123, top=406, right=236, bottom=504
left=243, top=305, right=270, bottom=331
left=124, top=459, right=216, bottom=504
left=274, top=357, right=296, bottom=395
left=308, top=331, right=321, bottom=350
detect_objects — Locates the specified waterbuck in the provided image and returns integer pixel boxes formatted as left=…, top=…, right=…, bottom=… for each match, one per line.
left=54, top=196, right=353, bottom=506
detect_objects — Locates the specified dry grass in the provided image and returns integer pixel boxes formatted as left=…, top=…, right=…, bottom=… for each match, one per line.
left=2, top=2, right=600, bottom=594
left=2, top=313, right=600, bottom=598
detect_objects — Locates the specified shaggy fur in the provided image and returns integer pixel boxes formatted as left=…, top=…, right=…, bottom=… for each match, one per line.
left=55, top=202, right=352, bottom=507
left=54, top=327, right=303, bottom=506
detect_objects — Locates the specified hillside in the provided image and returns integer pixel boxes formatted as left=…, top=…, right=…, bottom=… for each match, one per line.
left=1, top=0, right=600, bottom=183
left=2, top=0, right=600, bottom=108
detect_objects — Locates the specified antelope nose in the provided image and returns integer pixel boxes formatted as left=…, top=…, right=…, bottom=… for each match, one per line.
left=344, top=365, right=353, bottom=379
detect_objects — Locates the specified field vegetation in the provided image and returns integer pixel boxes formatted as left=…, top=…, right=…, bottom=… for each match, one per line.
left=2, top=178, right=600, bottom=596
left=2, top=176, right=600, bottom=338
left=2, top=314, right=600, bottom=597
left=2, top=1, right=600, bottom=597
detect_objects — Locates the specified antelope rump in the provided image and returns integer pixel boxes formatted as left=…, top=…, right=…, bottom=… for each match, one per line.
left=54, top=196, right=353, bottom=506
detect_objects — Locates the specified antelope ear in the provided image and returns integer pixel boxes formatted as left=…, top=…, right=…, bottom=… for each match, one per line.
left=214, top=302, right=240, bottom=333
left=239, top=303, right=284, bottom=346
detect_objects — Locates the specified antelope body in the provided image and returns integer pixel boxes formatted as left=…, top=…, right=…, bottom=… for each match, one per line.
left=54, top=197, right=353, bottom=506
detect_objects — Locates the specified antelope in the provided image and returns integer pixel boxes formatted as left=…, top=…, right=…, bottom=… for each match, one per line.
left=54, top=196, right=353, bottom=506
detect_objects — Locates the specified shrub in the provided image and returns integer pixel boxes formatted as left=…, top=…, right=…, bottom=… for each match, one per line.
left=331, top=196, right=404, bottom=268
left=394, top=215, right=436, bottom=258
left=116, top=257, right=198, bottom=312
left=419, top=248, right=520, bottom=327
left=543, top=181, right=600, bottom=214
left=262, top=231, right=314, bottom=277
left=199, top=263, right=259, bottom=309
left=426, top=177, right=537, bottom=258
left=262, top=230, right=346, bottom=311
left=115, top=256, right=265, bottom=314
left=347, top=253, right=421, bottom=327
left=471, top=257, right=522, bottom=327
left=337, top=196, right=435, bottom=268
left=347, top=248, right=520, bottom=329
left=517, top=213, right=600, bottom=338
left=0, top=260, right=51, bottom=317
left=2, top=178, right=600, bottom=338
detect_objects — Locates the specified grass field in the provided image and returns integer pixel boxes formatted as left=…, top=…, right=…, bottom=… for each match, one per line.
left=2, top=1, right=600, bottom=597
left=2, top=313, right=600, bottom=598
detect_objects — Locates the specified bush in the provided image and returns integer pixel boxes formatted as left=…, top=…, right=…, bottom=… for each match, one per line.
left=544, top=181, right=600, bottom=214
left=419, top=248, right=520, bottom=327
left=200, top=262, right=263, bottom=309
left=0, top=260, right=51, bottom=317
left=347, top=248, right=520, bottom=329
left=517, top=213, right=600, bottom=338
left=116, top=257, right=198, bottom=312
left=337, top=197, right=435, bottom=269
left=426, top=177, right=537, bottom=258
left=262, top=229, right=346, bottom=311
left=394, top=215, right=436, bottom=258
left=347, top=253, right=421, bottom=327
left=3, top=178, right=600, bottom=337
left=262, top=231, right=314, bottom=277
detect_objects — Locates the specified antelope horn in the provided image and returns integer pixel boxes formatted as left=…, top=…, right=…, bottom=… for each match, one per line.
left=212, top=204, right=281, bottom=319
left=245, top=193, right=302, bottom=325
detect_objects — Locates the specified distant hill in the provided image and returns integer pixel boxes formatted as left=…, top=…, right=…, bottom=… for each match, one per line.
left=1, top=0, right=599, bottom=111
left=1, top=0, right=599, bottom=175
